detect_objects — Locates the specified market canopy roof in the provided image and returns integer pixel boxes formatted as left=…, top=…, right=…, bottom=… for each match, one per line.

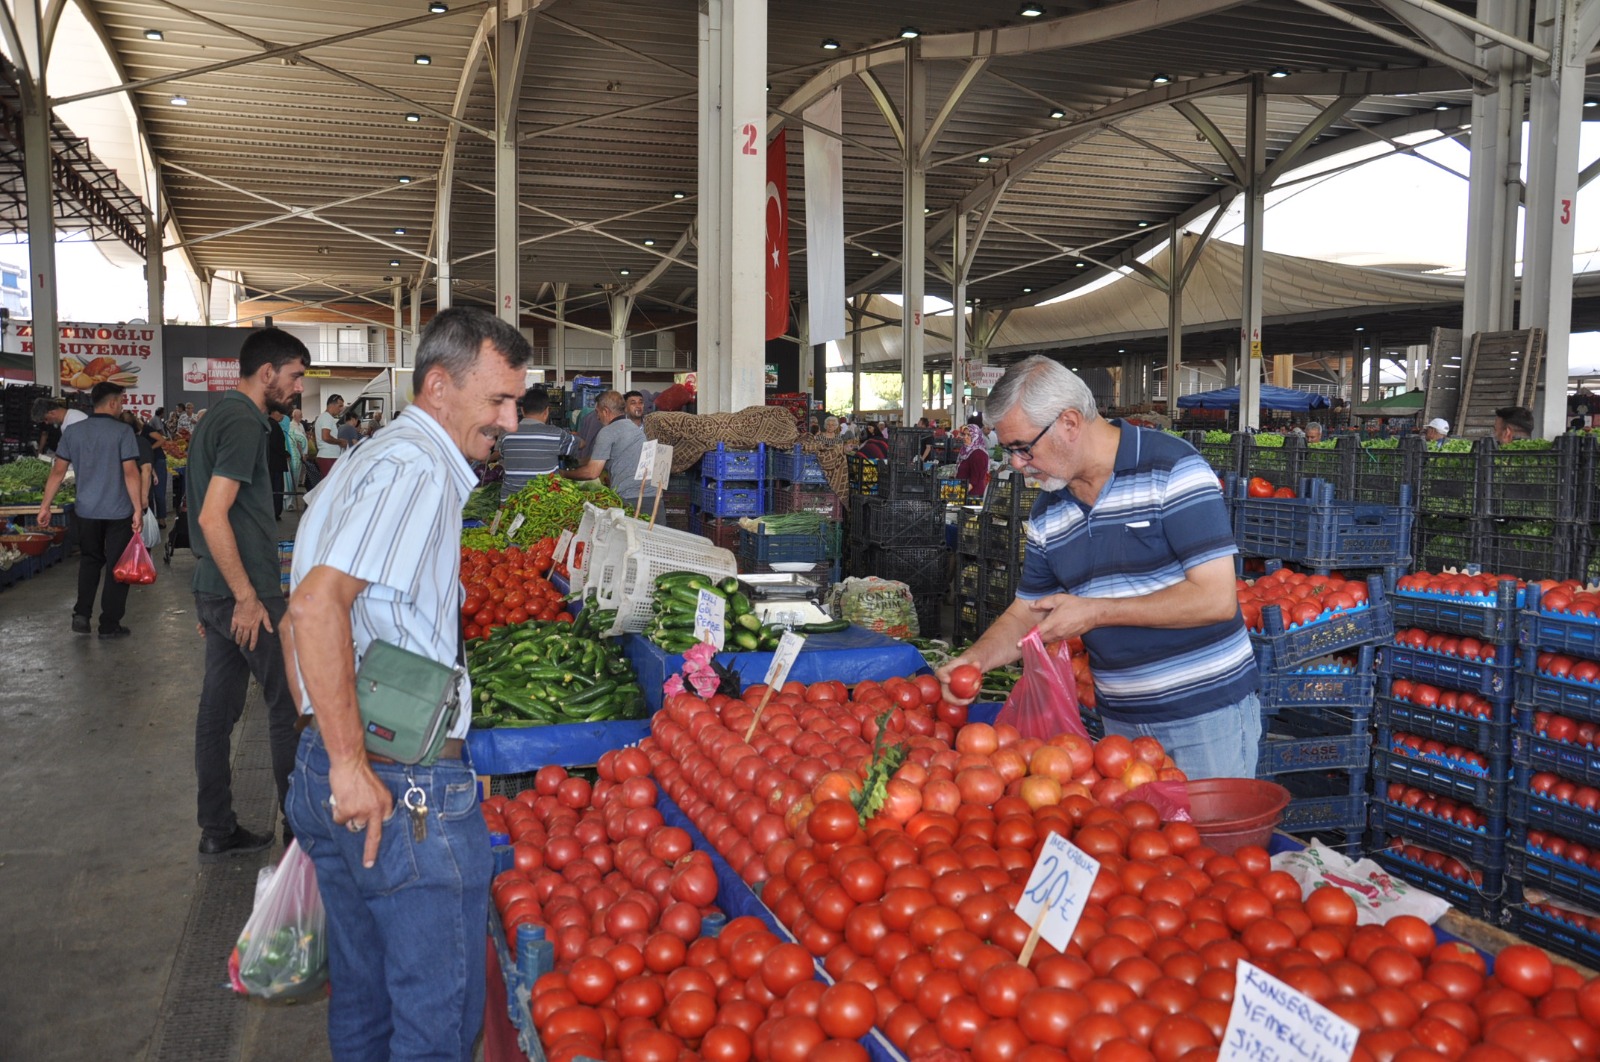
left=1177, top=383, right=1330, bottom=411
left=1355, top=389, right=1427, bottom=416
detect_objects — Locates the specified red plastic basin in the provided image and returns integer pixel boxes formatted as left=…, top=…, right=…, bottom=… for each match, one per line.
left=1183, top=778, right=1291, bottom=854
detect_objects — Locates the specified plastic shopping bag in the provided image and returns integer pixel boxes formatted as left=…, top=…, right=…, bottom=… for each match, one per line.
left=112, top=535, right=157, bottom=585
left=140, top=508, right=160, bottom=550
left=228, top=841, right=328, bottom=1000
left=996, top=627, right=1089, bottom=741
left=1273, top=840, right=1451, bottom=926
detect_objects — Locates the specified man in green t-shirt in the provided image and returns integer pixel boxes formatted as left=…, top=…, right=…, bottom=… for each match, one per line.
left=188, top=329, right=309, bottom=858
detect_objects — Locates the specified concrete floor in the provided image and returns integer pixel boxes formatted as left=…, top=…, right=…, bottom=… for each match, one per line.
left=0, top=514, right=330, bottom=1061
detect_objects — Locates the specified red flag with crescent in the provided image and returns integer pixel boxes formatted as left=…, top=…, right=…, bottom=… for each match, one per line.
left=766, top=130, right=789, bottom=341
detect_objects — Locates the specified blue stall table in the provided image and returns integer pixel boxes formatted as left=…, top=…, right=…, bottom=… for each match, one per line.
left=467, top=718, right=649, bottom=784
left=622, top=626, right=930, bottom=711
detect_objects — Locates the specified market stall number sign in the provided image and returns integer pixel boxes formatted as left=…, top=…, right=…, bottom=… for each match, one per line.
left=1219, top=960, right=1356, bottom=1062
left=694, top=590, right=726, bottom=651
left=1013, top=833, right=1099, bottom=951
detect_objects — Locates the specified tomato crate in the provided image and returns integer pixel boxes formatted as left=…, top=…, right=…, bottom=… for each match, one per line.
left=1503, top=904, right=1600, bottom=970
left=1256, top=645, right=1376, bottom=714
left=1185, top=431, right=1243, bottom=476
left=1388, top=578, right=1523, bottom=643
left=1256, top=723, right=1370, bottom=776
left=1521, top=584, right=1600, bottom=656
left=956, top=507, right=982, bottom=556
left=1484, top=436, right=1583, bottom=522
left=1509, top=834, right=1600, bottom=911
left=737, top=525, right=841, bottom=568
left=1369, top=849, right=1504, bottom=921
left=1352, top=439, right=1421, bottom=506
left=847, top=454, right=883, bottom=496
left=695, top=481, right=764, bottom=518
left=1513, top=723, right=1600, bottom=789
left=1417, top=444, right=1487, bottom=518
left=1233, top=478, right=1413, bottom=569
left=1377, top=641, right=1516, bottom=699
left=1516, top=652, right=1600, bottom=723
left=700, top=442, right=766, bottom=482
left=1482, top=520, right=1581, bottom=584
left=1251, top=575, right=1392, bottom=672
left=688, top=513, right=742, bottom=552
left=1510, top=788, right=1600, bottom=850
left=1239, top=433, right=1303, bottom=490
left=1369, top=798, right=1508, bottom=868
left=766, top=445, right=827, bottom=487
left=1277, top=772, right=1368, bottom=841
left=771, top=484, right=843, bottom=521
left=1376, top=697, right=1514, bottom=754
left=1370, top=745, right=1514, bottom=808
left=861, top=498, right=944, bottom=547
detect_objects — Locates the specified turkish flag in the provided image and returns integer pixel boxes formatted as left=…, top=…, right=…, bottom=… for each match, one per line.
left=765, top=130, right=789, bottom=341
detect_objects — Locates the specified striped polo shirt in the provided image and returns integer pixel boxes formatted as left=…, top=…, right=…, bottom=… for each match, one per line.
left=290, top=404, right=475, bottom=739
left=500, top=419, right=576, bottom=500
left=1016, top=420, right=1257, bottom=723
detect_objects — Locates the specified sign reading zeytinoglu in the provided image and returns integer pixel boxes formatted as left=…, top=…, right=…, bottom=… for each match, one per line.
left=18, top=323, right=163, bottom=414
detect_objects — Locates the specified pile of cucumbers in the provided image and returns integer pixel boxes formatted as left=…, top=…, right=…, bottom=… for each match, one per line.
left=467, top=604, right=644, bottom=728
left=649, top=570, right=849, bottom=653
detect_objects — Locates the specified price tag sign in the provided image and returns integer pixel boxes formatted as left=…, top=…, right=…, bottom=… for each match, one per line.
left=694, top=589, right=726, bottom=651
left=652, top=442, right=675, bottom=486
left=1013, top=833, right=1100, bottom=952
left=506, top=513, right=526, bottom=538
left=489, top=509, right=504, bottom=535
left=636, top=439, right=659, bottom=483
left=1219, top=961, right=1357, bottom=1062
left=763, top=630, right=806, bottom=688
left=554, top=528, right=573, bottom=567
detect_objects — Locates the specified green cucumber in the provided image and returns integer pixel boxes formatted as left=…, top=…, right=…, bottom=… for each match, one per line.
left=717, top=576, right=741, bottom=596
left=567, top=679, right=618, bottom=707
left=727, top=591, right=753, bottom=618
left=796, top=619, right=849, bottom=634
left=732, top=629, right=760, bottom=651
left=736, top=612, right=763, bottom=632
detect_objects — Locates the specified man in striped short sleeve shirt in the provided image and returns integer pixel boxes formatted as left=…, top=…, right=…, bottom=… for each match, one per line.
left=937, top=355, right=1261, bottom=779
left=500, top=384, right=576, bottom=500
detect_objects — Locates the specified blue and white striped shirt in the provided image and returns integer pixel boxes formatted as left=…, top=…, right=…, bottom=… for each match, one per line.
left=290, top=405, right=475, bottom=739
left=1016, top=421, right=1257, bottom=723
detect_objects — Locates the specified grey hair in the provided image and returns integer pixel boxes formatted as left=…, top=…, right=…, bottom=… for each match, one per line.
left=987, top=355, right=1098, bottom=429
left=1306, top=421, right=1323, bottom=433
left=596, top=390, right=625, bottom=415
left=823, top=416, right=839, bottom=431
left=414, top=306, right=532, bottom=387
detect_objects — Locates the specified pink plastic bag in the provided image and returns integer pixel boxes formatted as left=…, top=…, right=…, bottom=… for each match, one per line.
left=1117, top=781, right=1193, bottom=823
left=996, top=627, right=1089, bottom=742
left=112, top=535, right=156, bottom=585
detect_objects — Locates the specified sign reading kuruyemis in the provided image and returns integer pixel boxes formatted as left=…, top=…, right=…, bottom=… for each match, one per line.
left=18, top=322, right=163, bottom=415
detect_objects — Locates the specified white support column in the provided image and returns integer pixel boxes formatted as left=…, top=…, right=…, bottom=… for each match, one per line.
left=1167, top=219, right=1183, bottom=410
left=951, top=212, right=968, bottom=428
left=610, top=292, right=633, bottom=394
left=695, top=0, right=766, bottom=414
left=1463, top=0, right=1526, bottom=337
left=552, top=281, right=568, bottom=386
left=901, top=45, right=926, bottom=424
left=409, top=284, right=423, bottom=358
left=145, top=208, right=164, bottom=332
left=15, top=1, right=56, bottom=395
left=1523, top=0, right=1592, bottom=437
left=1238, top=82, right=1267, bottom=430
left=494, top=9, right=528, bottom=326
left=392, top=282, right=404, bottom=364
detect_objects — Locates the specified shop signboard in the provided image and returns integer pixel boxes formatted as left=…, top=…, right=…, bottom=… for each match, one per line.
left=19, top=322, right=164, bottom=414
left=181, top=357, right=240, bottom=392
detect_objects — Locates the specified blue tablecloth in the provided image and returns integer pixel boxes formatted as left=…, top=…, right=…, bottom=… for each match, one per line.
left=622, top=627, right=931, bottom=711
left=466, top=718, right=649, bottom=775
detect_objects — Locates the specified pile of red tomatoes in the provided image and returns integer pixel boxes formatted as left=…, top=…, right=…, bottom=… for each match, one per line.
left=1388, top=730, right=1492, bottom=774
left=1235, top=567, right=1370, bottom=633
left=1531, top=711, right=1600, bottom=747
left=1386, top=677, right=1498, bottom=721
left=1394, top=627, right=1501, bottom=664
left=1378, top=835, right=1489, bottom=888
left=1528, top=771, right=1600, bottom=815
left=1533, top=581, right=1600, bottom=616
left=1536, top=652, right=1600, bottom=685
left=1395, top=570, right=1523, bottom=598
left=460, top=542, right=572, bottom=640
left=1383, top=782, right=1490, bottom=832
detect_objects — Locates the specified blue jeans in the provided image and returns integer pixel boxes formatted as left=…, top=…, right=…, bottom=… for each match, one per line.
left=286, top=728, right=491, bottom=1062
left=1103, top=693, right=1263, bottom=780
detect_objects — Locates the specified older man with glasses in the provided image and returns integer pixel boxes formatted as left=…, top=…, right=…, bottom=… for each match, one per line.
left=935, top=355, right=1261, bottom=780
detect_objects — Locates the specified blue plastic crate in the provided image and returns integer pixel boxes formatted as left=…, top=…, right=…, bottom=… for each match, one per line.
left=1251, top=575, right=1393, bottom=672
left=1369, top=799, right=1508, bottom=868
left=1520, top=583, right=1600, bottom=656
left=1375, top=696, right=1514, bottom=753
left=1511, top=788, right=1600, bottom=849
left=700, top=443, right=765, bottom=481
left=1256, top=728, right=1370, bottom=776
left=1503, top=904, right=1600, bottom=970
left=1377, top=642, right=1516, bottom=699
left=1234, top=478, right=1413, bottom=569
left=1257, top=645, right=1376, bottom=714
left=1369, top=849, right=1504, bottom=921
left=1282, top=792, right=1368, bottom=839
left=767, top=445, right=827, bottom=486
left=1509, top=838, right=1600, bottom=911
left=1371, top=745, right=1513, bottom=809
left=1388, top=579, right=1522, bottom=643
left=737, top=525, right=842, bottom=566
left=1516, top=652, right=1600, bottom=724
left=1513, top=721, right=1600, bottom=789
left=696, top=481, right=764, bottom=518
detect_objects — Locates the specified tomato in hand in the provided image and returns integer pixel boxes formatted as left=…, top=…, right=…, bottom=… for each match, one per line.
left=948, top=664, right=982, bottom=700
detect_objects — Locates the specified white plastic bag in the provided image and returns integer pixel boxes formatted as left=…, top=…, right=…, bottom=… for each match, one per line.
left=140, top=508, right=159, bottom=550
left=1272, top=840, right=1452, bottom=925
left=228, top=841, right=328, bottom=999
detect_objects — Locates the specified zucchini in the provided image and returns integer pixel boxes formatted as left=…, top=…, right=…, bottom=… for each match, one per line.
left=797, top=619, right=849, bottom=634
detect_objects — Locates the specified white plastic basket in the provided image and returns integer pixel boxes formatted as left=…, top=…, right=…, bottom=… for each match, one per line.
left=567, top=502, right=623, bottom=596
left=607, top=521, right=738, bottom=635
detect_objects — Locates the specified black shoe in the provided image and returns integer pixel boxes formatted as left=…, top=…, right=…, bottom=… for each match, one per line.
left=199, top=826, right=273, bottom=860
left=71, top=614, right=90, bottom=634
left=98, top=625, right=131, bottom=639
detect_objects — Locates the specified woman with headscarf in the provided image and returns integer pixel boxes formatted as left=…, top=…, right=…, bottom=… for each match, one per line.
left=283, top=407, right=309, bottom=510
left=954, top=423, right=990, bottom=501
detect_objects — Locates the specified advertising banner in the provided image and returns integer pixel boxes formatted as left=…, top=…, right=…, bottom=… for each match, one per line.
left=182, top=356, right=239, bottom=392
left=19, top=322, right=163, bottom=414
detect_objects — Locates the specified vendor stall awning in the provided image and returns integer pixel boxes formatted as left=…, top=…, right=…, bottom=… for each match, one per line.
left=1176, top=384, right=1330, bottom=412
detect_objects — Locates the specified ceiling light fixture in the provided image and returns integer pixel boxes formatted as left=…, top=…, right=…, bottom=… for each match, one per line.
left=144, top=28, right=164, bottom=40
left=978, top=155, right=992, bottom=163
left=1022, top=287, right=1032, bottom=293
left=672, top=190, right=686, bottom=199
left=397, top=175, right=413, bottom=183
left=821, top=38, right=840, bottom=50
left=900, top=26, right=921, bottom=38
left=643, top=239, right=656, bottom=246
left=620, top=269, right=631, bottom=276
left=389, top=260, right=400, bottom=268
left=1118, top=348, right=1126, bottom=353
left=870, top=251, right=881, bottom=257
left=169, top=94, right=188, bottom=106
left=405, top=112, right=421, bottom=122
left=1049, top=108, right=1066, bottom=119
left=1137, top=221, right=1150, bottom=228
left=1268, top=67, right=1290, bottom=78
left=428, top=1, right=448, bottom=12
left=1434, top=102, right=1451, bottom=111
left=1021, top=2, right=1045, bottom=15
left=414, top=54, right=431, bottom=65
left=1076, top=262, right=1086, bottom=268
left=1354, top=326, right=1365, bottom=332
left=1151, top=73, right=1171, bottom=85
left=393, top=227, right=406, bottom=235
left=1587, top=98, right=1599, bottom=109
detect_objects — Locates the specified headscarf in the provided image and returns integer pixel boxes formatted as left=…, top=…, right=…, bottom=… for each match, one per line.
left=957, top=424, right=986, bottom=462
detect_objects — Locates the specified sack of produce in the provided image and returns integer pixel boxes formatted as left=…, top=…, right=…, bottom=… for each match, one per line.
left=112, top=534, right=156, bottom=585
left=831, top=577, right=919, bottom=639
left=228, top=841, right=327, bottom=999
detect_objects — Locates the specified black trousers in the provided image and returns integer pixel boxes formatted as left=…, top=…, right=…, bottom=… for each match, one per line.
left=73, top=515, right=133, bottom=631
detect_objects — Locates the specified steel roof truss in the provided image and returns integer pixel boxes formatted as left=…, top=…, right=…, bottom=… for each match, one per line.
left=518, top=88, right=698, bottom=142
left=164, top=175, right=437, bottom=253
left=1286, top=0, right=1490, bottom=82
left=919, top=58, right=990, bottom=166
left=536, top=12, right=696, bottom=83
left=1260, top=95, right=1361, bottom=185
left=855, top=70, right=905, bottom=154
left=1174, top=100, right=1248, bottom=184
left=234, top=280, right=405, bottom=329
left=1377, top=0, right=1550, bottom=62
left=289, top=272, right=402, bottom=314
left=769, top=106, right=900, bottom=164
left=1107, top=124, right=1241, bottom=187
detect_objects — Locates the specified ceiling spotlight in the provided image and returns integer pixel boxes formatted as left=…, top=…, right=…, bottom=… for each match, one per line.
left=900, top=26, right=921, bottom=38
left=1268, top=67, right=1290, bottom=78
left=397, top=175, right=413, bottom=183
left=414, top=54, right=431, bottom=65
left=1354, top=326, right=1365, bottom=332
left=1022, top=287, right=1033, bottom=294
left=1137, top=221, right=1150, bottom=228
left=870, top=251, right=881, bottom=257
left=389, top=259, right=400, bottom=267
left=1151, top=73, right=1172, bottom=85
left=144, top=29, right=164, bottom=41
left=393, top=227, right=406, bottom=235
left=1118, top=348, right=1127, bottom=353
left=428, top=1, right=448, bottom=12
left=620, top=269, right=631, bottom=276
left=405, top=112, right=421, bottom=122
left=1587, top=97, right=1599, bottom=109
left=1021, top=2, right=1045, bottom=15
left=1434, top=102, right=1450, bottom=111
left=672, top=190, right=686, bottom=199
left=977, top=155, right=992, bottom=164
left=1076, top=262, right=1086, bottom=268
left=643, top=239, right=656, bottom=246
left=169, top=94, right=188, bottom=106
left=821, top=38, right=840, bottom=50
left=1049, top=108, right=1066, bottom=119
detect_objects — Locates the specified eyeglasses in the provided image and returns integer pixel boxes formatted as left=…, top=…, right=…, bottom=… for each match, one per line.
left=1000, top=415, right=1060, bottom=459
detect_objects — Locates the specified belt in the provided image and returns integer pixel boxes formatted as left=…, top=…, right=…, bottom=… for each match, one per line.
left=307, top=718, right=464, bottom=763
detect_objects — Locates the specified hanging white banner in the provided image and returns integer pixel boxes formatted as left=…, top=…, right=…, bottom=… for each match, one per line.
left=804, top=89, right=846, bottom=347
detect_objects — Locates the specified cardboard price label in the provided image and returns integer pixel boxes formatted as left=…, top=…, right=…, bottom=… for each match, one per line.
left=1013, top=833, right=1099, bottom=952
left=1219, top=960, right=1357, bottom=1062
left=554, top=528, right=573, bottom=568
left=506, top=513, right=526, bottom=538
left=763, top=631, right=805, bottom=689
left=489, top=509, right=504, bottom=535
left=635, top=439, right=659, bottom=482
left=652, top=442, right=675, bottom=486
left=693, top=589, right=726, bottom=651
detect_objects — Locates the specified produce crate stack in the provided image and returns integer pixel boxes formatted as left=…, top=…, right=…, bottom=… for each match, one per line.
left=690, top=443, right=765, bottom=552
left=1238, top=432, right=1304, bottom=493
left=952, top=507, right=984, bottom=644
left=1184, top=429, right=1243, bottom=477
left=0, top=384, right=48, bottom=447
left=1368, top=574, right=1522, bottom=921
left=1233, top=478, right=1414, bottom=576
left=764, top=444, right=843, bottom=526
left=1352, top=436, right=1421, bottom=505
left=1301, top=437, right=1356, bottom=500
left=1247, top=573, right=1393, bottom=847
left=764, top=392, right=810, bottom=428
left=736, top=520, right=844, bottom=584
left=858, top=495, right=946, bottom=636
left=1505, top=582, right=1600, bottom=964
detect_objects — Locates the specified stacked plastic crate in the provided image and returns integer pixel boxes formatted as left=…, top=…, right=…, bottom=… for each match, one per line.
left=856, top=493, right=946, bottom=637
left=766, top=445, right=843, bottom=521
left=1371, top=580, right=1520, bottom=921
left=952, top=506, right=984, bottom=645
left=690, top=443, right=765, bottom=551
left=1507, top=584, right=1600, bottom=964
left=963, top=473, right=1041, bottom=642
left=736, top=523, right=843, bottom=584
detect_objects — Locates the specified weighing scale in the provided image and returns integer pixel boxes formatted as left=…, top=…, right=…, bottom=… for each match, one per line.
left=737, top=572, right=832, bottom=628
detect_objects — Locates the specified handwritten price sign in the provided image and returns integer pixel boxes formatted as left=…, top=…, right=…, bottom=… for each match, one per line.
left=1219, top=960, right=1357, bottom=1062
left=1013, top=833, right=1099, bottom=952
